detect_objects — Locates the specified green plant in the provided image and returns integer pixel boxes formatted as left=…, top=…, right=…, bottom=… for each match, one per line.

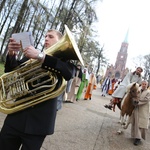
left=0, top=63, right=4, bottom=76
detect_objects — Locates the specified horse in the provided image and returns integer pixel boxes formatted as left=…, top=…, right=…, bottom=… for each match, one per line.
left=117, top=82, right=140, bottom=134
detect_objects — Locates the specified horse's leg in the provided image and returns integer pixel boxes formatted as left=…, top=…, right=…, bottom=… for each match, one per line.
left=117, top=115, right=125, bottom=134
left=123, top=115, right=131, bottom=129
left=117, top=101, right=122, bottom=123
left=117, top=128, right=122, bottom=134
left=122, top=115, right=127, bottom=125
left=117, top=122, right=122, bottom=134
left=120, top=114, right=125, bottom=125
left=118, top=111, right=122, bottom=124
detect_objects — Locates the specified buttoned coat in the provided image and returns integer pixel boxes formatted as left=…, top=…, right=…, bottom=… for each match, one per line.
left=135, top=88, right=150, bottom=129
left=131, top=88, right=150, bottom=140
left=3, top=54, right=75, bottom=135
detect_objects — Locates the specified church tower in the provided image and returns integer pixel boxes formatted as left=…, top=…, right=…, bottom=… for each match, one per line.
left=114, top=29, right=129, bottom=78
left=104, top=29, right=129, bottom=79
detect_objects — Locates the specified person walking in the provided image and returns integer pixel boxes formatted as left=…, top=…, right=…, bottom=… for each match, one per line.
left=76, top=67, right=88, bottom=101
left=131, top=80, right=150, bottom=146
left=66, top=64, right=82, bottom=103
left=84, top=72, right=97, bottom=100
left=101, top=76, right=111, bottom=97
left=108, top=76, right=116, bottom=95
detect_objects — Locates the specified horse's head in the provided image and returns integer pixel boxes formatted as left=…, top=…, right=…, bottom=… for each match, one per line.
left=129, top=83, right=140, bottom=106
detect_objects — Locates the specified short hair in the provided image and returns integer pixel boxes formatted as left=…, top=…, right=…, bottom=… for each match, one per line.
left=141, top=80, right=148, bottom=85
left=136, top=67, right=143, bottom=72
left=47, top=29, right=63, bottom=39
left=141, top=80, right=149, bottom=88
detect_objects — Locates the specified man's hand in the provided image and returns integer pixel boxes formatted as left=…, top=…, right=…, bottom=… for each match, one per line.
left=23, top=46, right=39, bottom=59
left=23, top=46, right=45, bottom=62
left=8, top=38, right=21, bottom=56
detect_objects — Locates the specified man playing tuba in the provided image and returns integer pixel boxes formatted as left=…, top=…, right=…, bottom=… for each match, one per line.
left=0, top=27, right=78, bottom=150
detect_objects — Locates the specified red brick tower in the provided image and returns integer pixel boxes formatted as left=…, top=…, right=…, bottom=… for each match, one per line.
left=105, top=29, right=129, bottom=79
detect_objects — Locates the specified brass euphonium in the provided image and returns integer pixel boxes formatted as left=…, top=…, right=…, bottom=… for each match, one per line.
left=0, top=25, right=84, bottom=114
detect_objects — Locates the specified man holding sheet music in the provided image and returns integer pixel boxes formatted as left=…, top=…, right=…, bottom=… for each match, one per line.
left=0, top=29, right=76, bottom=150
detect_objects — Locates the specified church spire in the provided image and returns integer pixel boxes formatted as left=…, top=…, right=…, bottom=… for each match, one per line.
left=124, top=28, right=129, bottom=43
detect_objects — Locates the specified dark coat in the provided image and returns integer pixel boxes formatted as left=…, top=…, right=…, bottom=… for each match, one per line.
left=101, top=77, right=111, bottom=93
left=3, top=54, right=75, bottom=135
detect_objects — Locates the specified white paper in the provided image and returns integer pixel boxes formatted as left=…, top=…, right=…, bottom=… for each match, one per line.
left=12, top=32, right=34, bottom=49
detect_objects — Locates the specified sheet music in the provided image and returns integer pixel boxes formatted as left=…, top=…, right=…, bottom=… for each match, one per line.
left=12, top=32, right=34, bottom=49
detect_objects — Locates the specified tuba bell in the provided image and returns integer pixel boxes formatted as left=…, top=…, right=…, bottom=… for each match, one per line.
left=0, top=25, right=84, bottom=114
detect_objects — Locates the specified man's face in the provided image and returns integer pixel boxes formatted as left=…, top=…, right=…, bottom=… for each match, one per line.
left=136, top=68, right=142, bottom=75
left=77, top=65, right=81, bottom=70
left=44, top=31, right=60, bottom=49
left=141, top=81, right=148, bottom=90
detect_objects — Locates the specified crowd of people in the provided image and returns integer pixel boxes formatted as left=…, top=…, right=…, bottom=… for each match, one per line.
left=64, top=65, right=97, bottom=103
left=101, top=75, right=122, bottom=98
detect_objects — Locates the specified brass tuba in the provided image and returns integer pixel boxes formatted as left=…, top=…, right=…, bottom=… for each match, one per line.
left=0, top=25, right=84, bottom=114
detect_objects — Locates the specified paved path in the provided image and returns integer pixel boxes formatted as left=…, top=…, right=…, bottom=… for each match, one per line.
left=0, top=87, right=150, bottom=150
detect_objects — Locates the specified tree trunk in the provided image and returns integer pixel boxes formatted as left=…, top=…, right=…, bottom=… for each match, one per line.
left=0, top=0, right=16, bottom=34
left=0, top=15, right=14, bottom=62
left=11, top=0, right=29, bottom=34
left=0, top=0, right=6, bottom=13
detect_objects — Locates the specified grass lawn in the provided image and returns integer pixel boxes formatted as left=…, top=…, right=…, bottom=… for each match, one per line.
left=0, top=63, right=4, bottom=76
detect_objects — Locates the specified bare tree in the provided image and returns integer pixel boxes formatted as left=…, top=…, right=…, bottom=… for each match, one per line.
left=95, top=45, right=107, bottom=75
left=0, top=0, right=7, bottom=13
left=143, top=54, right=150, bottom=84
left=0, top=0, right=105, bottom=65
left=11, top=0, right=29, bottom=33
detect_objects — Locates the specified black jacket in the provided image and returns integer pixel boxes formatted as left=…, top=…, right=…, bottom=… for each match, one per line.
left=4, top=54, right=75, bottom=135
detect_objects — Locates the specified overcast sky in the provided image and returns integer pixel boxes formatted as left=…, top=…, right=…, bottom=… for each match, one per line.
left=95, top=0, right=150, bottom=71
